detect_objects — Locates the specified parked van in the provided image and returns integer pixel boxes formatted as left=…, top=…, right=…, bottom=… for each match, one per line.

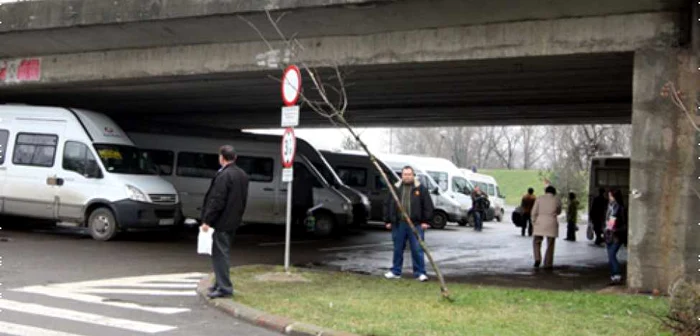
left=461, top=169, right=505, bottom=222
left=409, top=156, right=477, bottom=225
left=0, top=105, right=181, bottom=241
left=376, top=153, right=467, bottom=228
left=320, top=149, right=398, bottom=222
left=129, top=132, right=367, bottom=237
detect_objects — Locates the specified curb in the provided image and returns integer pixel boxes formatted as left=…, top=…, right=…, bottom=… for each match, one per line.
left=197, top=274, right=359, bottom=336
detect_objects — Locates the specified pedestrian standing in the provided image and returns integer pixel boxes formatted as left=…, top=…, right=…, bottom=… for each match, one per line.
left=471, top=186, right=489, bottom=232
left=200, top=145, right=250, bottom=299
left=605, top=189, right=627, bottom=285
left=565, top=192, right=579, bottom=241
left=531, top=186, right=562, bottom=269
left=520, top=188, right=537, bottom=236
left=589, top=188, right=608, bottom=245
left=383, top=166, right=434, bottom=282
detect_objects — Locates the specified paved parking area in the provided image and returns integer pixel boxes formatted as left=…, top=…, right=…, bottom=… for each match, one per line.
left=0, top=215, right=623, bottom=335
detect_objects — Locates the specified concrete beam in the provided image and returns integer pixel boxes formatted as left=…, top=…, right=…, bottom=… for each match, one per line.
left=0, top=12, right=680, bottom=88
left=0, top=0, right=386, bottom=32
left=628, top=48, right=700, bottom=292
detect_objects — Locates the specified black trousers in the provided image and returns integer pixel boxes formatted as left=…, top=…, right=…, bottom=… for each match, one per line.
left=566, top=221, right=577, bottom=241
left=522, top=214, right=533, bottom=236
left=212, top=229, right=235, bottom=294
left=592, top=220, right=604, bottom=244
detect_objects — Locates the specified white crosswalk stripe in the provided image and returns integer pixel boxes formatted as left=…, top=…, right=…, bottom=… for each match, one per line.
left=3, top=272, right=207, bottom=335
left=0, top=299, right=176, bottom=333
left=0, top=321, right=86, bottom=336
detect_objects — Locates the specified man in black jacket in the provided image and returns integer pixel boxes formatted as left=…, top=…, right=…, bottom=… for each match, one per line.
left=200, top=145, right=249, bottom=299
left=383, top=166, right=434, bottom=282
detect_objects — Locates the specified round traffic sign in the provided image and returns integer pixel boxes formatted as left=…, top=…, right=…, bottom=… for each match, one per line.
left=281, top=65, right=301, bottom=106
left=281, top=127, right=296, bottom=168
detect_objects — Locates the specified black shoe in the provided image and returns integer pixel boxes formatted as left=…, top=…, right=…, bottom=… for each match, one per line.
left=207, top=285, right=218, bottom=293
left=534, top=261, right=541, bottom=268
left=207, top=290, right=233, bottom=299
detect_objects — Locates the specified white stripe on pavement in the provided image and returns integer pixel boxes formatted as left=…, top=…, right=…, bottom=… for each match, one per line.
left=85, top=283, right=197, bottom=289
left=47, top=272, right=206, bottom=290
left=0, top=300, right=176, bottom=333
left=73, top=288, right=196, bottom=296
left=0, top=322, right=86, bottom=336
left=318, top=242, right=393, bottom=252
left=15, top=286, right=189, bottom=314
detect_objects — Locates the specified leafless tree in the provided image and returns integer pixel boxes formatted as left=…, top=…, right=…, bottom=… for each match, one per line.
left=240, top=10, right=452, bottom=300
left=521, top=126, right=547, bottom=169
left=341, top=134, right=362, bottom=151
left=491, top=126, right=522, bottom=169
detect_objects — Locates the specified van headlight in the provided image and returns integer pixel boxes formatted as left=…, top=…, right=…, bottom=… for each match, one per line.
left=342, top=203, right=351, bottom=212
left=126, top=185, right=149, bottom=203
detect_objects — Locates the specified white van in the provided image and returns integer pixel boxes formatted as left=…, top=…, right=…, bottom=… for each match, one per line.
left=409, top=156, right=476, bottom=225
left=377, top=153, right=466, bottom=228
left=461, top=169, right=506, bottom=222
left=129, top=132, right=363, bottom=237
left=0, top=105, right=181, bottom=241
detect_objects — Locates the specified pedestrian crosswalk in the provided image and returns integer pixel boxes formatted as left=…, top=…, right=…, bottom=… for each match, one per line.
left=1, top=272, right=206, bottom=336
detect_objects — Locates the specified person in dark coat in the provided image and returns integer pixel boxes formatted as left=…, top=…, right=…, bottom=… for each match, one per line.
left=589, top=188, right=609, bottom=245
left=565, top=192, right=579, bottom=241
left=292, top=163, right=315, bottom=228
left=605, top=189, right=628, bottom=286
left=383, top=165, right=434, bottom=282
left=520, top=188, right=537, bottom=236
left=200, top=145, right=250, bottom=298
left=471, top=186, right=489, bottom=232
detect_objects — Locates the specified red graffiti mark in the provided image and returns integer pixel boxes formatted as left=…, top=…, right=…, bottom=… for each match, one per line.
left=0, top=58, right=41, bottom=83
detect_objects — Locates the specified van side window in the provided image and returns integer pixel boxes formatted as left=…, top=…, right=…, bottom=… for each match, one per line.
left=142, top=149, right=174, bottom=175
left=336, top=166, right=367, bottom=187
left=63, top=142, right=100, bottom=177
left=176, top=152, right=219, bottom=178
left=0, top=129, right=8, bottom=165
left=237, top=156, right=273, bottom=182
left=12, top=133, right=58, bottom=167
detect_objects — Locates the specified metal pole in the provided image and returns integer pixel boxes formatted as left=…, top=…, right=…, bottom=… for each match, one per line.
left=284, top=179, right=293, bottom=273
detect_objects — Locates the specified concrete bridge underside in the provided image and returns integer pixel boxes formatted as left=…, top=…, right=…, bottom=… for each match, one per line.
left=0, top=0, right=697, bottom=293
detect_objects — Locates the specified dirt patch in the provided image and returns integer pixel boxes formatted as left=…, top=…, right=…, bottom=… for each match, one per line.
left=254, top=272, right=310, bottom=283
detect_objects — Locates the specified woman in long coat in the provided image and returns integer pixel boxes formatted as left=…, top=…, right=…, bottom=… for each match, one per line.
left=531, top=186, right=562, bottom=269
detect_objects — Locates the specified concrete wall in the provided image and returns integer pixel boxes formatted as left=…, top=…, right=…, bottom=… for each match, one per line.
left=628, top=48, right=700, bottom=292
left=0, top=12, right=679, bottom=87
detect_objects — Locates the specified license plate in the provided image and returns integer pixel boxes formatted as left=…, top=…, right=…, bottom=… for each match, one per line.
left=159, top=218, right=175, bottom=226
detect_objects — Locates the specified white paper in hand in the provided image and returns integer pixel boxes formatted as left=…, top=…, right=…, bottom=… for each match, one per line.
left=197, top=227, right=214, bottom=255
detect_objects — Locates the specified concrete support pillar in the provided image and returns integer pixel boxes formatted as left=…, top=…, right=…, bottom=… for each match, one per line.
left=628, top=48, right=700, bottom=292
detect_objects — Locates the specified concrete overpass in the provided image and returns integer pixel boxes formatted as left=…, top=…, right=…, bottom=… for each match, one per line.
left=0, top=0, right=698, bottom=293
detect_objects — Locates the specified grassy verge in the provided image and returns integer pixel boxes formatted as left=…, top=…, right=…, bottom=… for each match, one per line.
left=230, top=266, right=669, bottom=336
left=480, top=169, right=545, bottom=206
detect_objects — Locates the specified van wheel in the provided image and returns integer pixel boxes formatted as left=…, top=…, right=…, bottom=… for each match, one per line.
left=431, top=212, right=448, bottom=229
left=313, top=212, right=335, bottom=238
left=88, top=208, right=119, bottom=241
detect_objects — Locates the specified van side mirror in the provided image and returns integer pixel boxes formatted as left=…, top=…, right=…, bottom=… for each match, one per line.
left=85, top=162, right=103, bottom=179
left=432, top=187, right=440, bottom=195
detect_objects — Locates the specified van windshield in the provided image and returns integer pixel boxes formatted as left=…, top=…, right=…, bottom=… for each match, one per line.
left=426, top=171, right=448, bottom=192
left=94, top=144, right=157, bottom=175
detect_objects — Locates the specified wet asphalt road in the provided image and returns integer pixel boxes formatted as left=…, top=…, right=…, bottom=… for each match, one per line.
left=0, top=213, right=623, bottom=336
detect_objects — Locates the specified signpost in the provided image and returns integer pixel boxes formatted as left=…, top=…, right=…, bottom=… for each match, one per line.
left=281, top=65, right=301, bottom=273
